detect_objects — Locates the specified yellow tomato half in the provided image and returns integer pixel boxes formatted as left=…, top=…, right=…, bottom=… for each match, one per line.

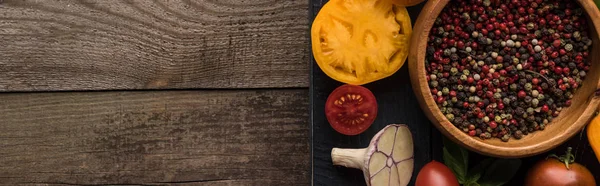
left=311, top=0, right=412, bottom=85
left=395, top=0, right=426, bottom=6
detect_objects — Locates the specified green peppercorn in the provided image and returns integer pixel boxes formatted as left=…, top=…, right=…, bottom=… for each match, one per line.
left=450, top=67, right=458, bottom=75
left=503, top=98, right=511, bottom=105
left=494, top=93, right=502, bottom=99
left=532, top=90, right=539, bottom=97
left=430, top=74, right=437, bottom=81
left=525, top=83, right=533, bottom=91
left=495, top=115, right=502, bottom=123
left=463, top=69, right=470, bottom=75
left=457, top=84, right=464, bottom=90
left=484, top=116, right=490, bottom=122
left=442, top=87, right=450, bottom=95
left=527, top=107, right=535, bottom=114
left=535, top=94, right=543, bottom=101
left=451, top=97, right=458, bottom=103
left=446, top=114, right=455, bottom=121
left=565, top=44, right=573, bottom=51
left=501, top=134, right=510, bottom=142
left=430, top=81, right=438, bottom=87
left=510, top=84, right=517, bottom=90
left=532, top=99, right=539, bottom=107
left=565, top=92, right=573, bottom=99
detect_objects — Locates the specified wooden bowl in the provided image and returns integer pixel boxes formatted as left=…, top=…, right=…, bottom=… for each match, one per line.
left=408, top=0, right=600, bottom=158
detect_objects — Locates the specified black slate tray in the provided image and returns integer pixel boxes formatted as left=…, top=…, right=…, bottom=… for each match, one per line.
left=309, top=1, right=442, bottom=186
left=308, top=1, right=600, bottom=186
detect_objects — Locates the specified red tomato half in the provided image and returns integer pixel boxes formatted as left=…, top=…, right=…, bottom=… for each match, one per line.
left=325, top=84, right=377, bottom=135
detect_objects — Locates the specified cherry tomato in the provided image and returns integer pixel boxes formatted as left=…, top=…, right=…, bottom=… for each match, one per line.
left=524, top=158, right=596, bottom=186
left=325, top=84, right=377, bottom=135
left=415, top=160, right=460, bottom=186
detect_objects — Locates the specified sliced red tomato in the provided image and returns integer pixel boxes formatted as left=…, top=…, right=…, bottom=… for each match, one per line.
left=325, top=84, right=377, bottom=135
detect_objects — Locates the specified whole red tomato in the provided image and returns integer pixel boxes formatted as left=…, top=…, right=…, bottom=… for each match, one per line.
left=525, top=148, right=596, bottom=186
left=416, top=160, right=460, bottom=186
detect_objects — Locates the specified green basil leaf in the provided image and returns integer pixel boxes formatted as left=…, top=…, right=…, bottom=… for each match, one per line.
left=466, top=182, right=481, bottom=186
left=478, top=158, right=522, bottom=186
left=442, top=137, right=469, bottom=183
left=442, top=137, right=469, bottom=167
left=465, top=158, right=494, bottom=184
left=443, top=147, right=466, bottom=184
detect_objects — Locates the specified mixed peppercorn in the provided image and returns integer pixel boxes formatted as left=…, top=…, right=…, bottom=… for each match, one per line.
left=426, top=0, right=592, bottom=141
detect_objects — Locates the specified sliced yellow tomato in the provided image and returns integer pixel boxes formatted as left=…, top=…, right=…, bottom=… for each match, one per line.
left=394, top=0, right=426, bottom=6
left=312, top=0, right=412, bottom=85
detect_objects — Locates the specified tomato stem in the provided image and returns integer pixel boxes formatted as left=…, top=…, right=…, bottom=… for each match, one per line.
left=547, top=147, right=576, bottom=169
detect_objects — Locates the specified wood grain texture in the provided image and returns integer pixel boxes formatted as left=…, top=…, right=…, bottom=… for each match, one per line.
left=0, top=89, right=309, bottom=185
left=0, top=0, right=309, bottom=91
left=408, top=0, right=600, bottom=158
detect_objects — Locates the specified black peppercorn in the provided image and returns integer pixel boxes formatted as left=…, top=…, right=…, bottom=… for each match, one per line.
left=451, top=54, right=459, bottom=61
left=478, top=37, right=487, bottom=44
left=466, top=23, right=475, bottom=32
left=554, top=57, right=561, bottom=64
left=515, top=107, right=525, bottom=115
left=552, top=89, right=564, bottom=97
left=534, top=53, right=542, bottom=61
left=492, top=40, right=501, bottom=48
left=514, top=130, right=524, bottom=139
left=541, top=82, right=549, bottom=90
left=524, top=96, right=532, bottom=103
left=547, top=98, right=554, bottom=105
left=519, top=47, right=528, bottom=54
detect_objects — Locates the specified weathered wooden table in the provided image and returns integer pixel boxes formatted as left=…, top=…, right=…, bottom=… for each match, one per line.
left=1, top=0, right=599, bottom=185
left=1, top=0, right=310, bottom=185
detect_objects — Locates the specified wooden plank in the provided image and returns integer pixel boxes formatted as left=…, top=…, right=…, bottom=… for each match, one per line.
left=0, top=89, right=310, bottom=185
left=0, top=0, right=309, bottom=91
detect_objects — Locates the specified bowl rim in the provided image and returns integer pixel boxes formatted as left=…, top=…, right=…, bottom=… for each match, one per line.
left=408, top=0, right=600, bottom=158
